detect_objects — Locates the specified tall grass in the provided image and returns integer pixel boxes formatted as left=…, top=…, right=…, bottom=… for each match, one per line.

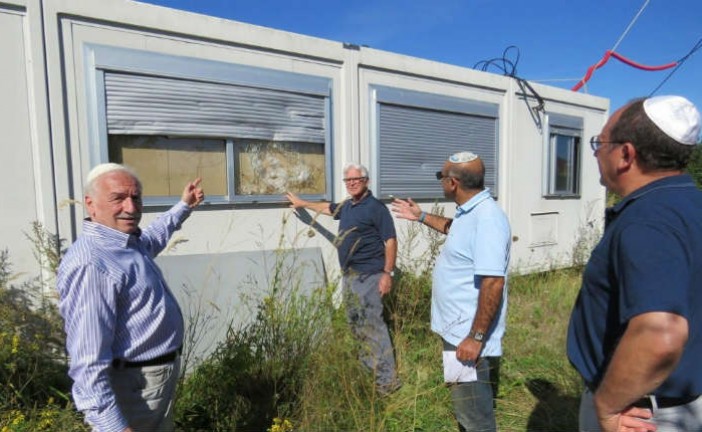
left=175, top=284, right=335, bottom=431
left=290, top=268, right=584, bottom=431
left=498, top=269, right=583, bottom=431
left=1, top=219, right=587, bottom=432
left=175, top=217, right=337, bottom=431
left=295, top=270, right=456, bottom=432
left=0, top=225, right=87, bottom=431
left=293, top=212, right=588, bottom=431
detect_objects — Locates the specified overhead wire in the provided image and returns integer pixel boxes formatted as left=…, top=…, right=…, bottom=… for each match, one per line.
left=609, top=0, right=650, bottom=52
left=572, top=0, right=652, bottom=91
left=482, top=0, right=700, bottom=103
left=648, top=37, right=702, bottom=96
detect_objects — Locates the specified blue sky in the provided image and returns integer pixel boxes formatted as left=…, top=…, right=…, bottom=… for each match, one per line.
left=138, top=0, right=702, bottom=117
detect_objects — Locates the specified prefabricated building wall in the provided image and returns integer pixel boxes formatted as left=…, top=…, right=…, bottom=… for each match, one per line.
left=1, top=0, right=609, bottom=358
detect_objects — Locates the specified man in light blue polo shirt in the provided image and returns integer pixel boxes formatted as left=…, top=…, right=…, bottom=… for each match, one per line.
left=393, top=151, right=511, bottom=432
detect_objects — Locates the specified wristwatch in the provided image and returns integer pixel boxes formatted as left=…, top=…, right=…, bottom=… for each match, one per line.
left=384, top=270, right=395, bottom=277
left=468, top=330, right=485, bottom=343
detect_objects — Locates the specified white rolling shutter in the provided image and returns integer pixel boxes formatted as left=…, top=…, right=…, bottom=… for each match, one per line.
left=104, top=72, right=326, bottom=144
left=374, top=86, right=499, bottom=198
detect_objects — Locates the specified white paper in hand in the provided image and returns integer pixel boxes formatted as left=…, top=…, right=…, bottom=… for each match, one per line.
left=442, top=350, right=478, bottom=383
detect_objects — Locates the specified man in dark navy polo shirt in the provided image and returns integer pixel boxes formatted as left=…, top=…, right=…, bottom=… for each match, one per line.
left=567, top=95, right=702, bottom=432
left=286, top=162, right=400, bottom=394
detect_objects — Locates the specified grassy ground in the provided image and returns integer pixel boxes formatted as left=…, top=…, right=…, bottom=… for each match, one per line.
left=290, top=268, right=584, bottom=431
left=497, top=269, right=583, bottom=431
left=1, top=239, right=585, bottom=431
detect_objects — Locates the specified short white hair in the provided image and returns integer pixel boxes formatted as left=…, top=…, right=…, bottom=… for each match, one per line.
left=84, top=163, right=140, bottom=195
left=342, top=162, right=369, bottom=178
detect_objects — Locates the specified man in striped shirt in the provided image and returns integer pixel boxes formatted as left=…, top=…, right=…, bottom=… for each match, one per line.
left=57, top=163, right=204, bottom=432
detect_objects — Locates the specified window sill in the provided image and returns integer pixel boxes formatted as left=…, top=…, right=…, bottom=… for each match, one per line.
left=543, top=194, right=581, bottom=200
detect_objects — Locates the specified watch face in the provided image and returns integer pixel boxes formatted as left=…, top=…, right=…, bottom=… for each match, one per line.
left=472, top=331, right=485, bottom=342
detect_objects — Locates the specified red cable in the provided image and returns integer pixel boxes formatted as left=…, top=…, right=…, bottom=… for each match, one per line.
left=572, top=51, right=613, bottom=92
left=572, top=50, right=678, bottom=91
left=609, top=51, right=678, bottom=71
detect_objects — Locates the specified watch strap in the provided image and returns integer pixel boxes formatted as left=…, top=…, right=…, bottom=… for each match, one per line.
left=468, top=330, right=485, bottom=342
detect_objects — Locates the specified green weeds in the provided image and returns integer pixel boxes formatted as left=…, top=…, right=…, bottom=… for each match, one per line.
left=0, top=225, right=86, bottom=431
left=2, top=219, right=587, bottom=432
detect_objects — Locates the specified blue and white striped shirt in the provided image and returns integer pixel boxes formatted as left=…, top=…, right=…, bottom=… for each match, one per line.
left=57, top=202, right=190, bottom=432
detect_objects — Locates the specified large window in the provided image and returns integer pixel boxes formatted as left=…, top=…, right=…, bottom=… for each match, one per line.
left=371, top=86, right=499, bottom=199
left=86, top=44, right=332, bottom=205
left=234, top=140, right=326, bottom=196
left=545, top=114, right=582, bottom=197
left=109, top=136, right=228, bottom=197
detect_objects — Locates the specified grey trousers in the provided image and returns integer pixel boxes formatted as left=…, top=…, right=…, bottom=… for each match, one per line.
left=443, top=340, right=500, bottom=432
left=106, top=356, right=181, bottom=432
left=579, top=388, right=702, bottom=432
left=343, top=272, right=398, bottom=388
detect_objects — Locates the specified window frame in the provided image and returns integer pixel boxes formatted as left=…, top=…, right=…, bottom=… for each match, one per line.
left=107, top=135, right=232, bottom=206
left=84, top=43, right=333, bottom=206
left=370, top=85, right=500, bottom=200
left=543, top=113, right=583, bottom=199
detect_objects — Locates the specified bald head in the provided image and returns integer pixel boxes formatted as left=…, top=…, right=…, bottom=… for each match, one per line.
left=446, top=152, right=485, bottom=190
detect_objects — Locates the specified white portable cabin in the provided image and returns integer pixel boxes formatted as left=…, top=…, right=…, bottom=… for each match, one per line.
left=2, top=0, right=608, bottom=355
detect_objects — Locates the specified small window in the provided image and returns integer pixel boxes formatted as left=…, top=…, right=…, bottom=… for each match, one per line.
left=545, top=114, right=582, bottom=198
left=548, top=133, right=580, bottom=195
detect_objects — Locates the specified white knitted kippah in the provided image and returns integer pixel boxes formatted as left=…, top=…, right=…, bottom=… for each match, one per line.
left=448, top=151, right=478, bottom=163
left=643, top=95, right=701, bottom=145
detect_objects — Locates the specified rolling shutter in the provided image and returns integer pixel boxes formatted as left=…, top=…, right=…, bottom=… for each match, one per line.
left=104, top=72, right=326, bottom=143
left=376, top=87, right=499, bottom=198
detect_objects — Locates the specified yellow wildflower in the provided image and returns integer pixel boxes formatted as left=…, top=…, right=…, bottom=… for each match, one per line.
left=11, top=333, right=20, bottom=354
left=267, top=417, right=294, bottom=432
left=11, top=410, right=25, bottom=425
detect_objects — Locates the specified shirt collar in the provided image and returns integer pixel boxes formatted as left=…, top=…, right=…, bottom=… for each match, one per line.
left=350, top=189, right=373, bottom=205
left=455, top=188, right=491, bottom=218
left=82, top=218, right=141, bottom=248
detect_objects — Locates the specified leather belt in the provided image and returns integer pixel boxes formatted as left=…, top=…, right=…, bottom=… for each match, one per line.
left=585, top=382, right=699, bottom=409
left=112, top=346, right=182, bottom=369
left=632, top=394, right=699, bottom=409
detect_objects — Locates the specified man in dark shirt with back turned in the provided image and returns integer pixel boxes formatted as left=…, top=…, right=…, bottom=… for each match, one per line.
left=567, top=95, right=702, bottom=432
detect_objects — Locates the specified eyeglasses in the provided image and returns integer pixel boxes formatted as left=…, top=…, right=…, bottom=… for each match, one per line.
left=435, top=171, right=455, bottom=181
left=342, top=176, right=367, bottom=184
left=589, top=135, right=626, bottom=152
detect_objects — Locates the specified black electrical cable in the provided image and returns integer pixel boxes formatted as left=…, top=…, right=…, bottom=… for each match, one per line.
left=473, top=45, right=520, bottom=76
left=474, top=46, right=545, bottom=113
left=649, top=37, right=702, bottom=97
